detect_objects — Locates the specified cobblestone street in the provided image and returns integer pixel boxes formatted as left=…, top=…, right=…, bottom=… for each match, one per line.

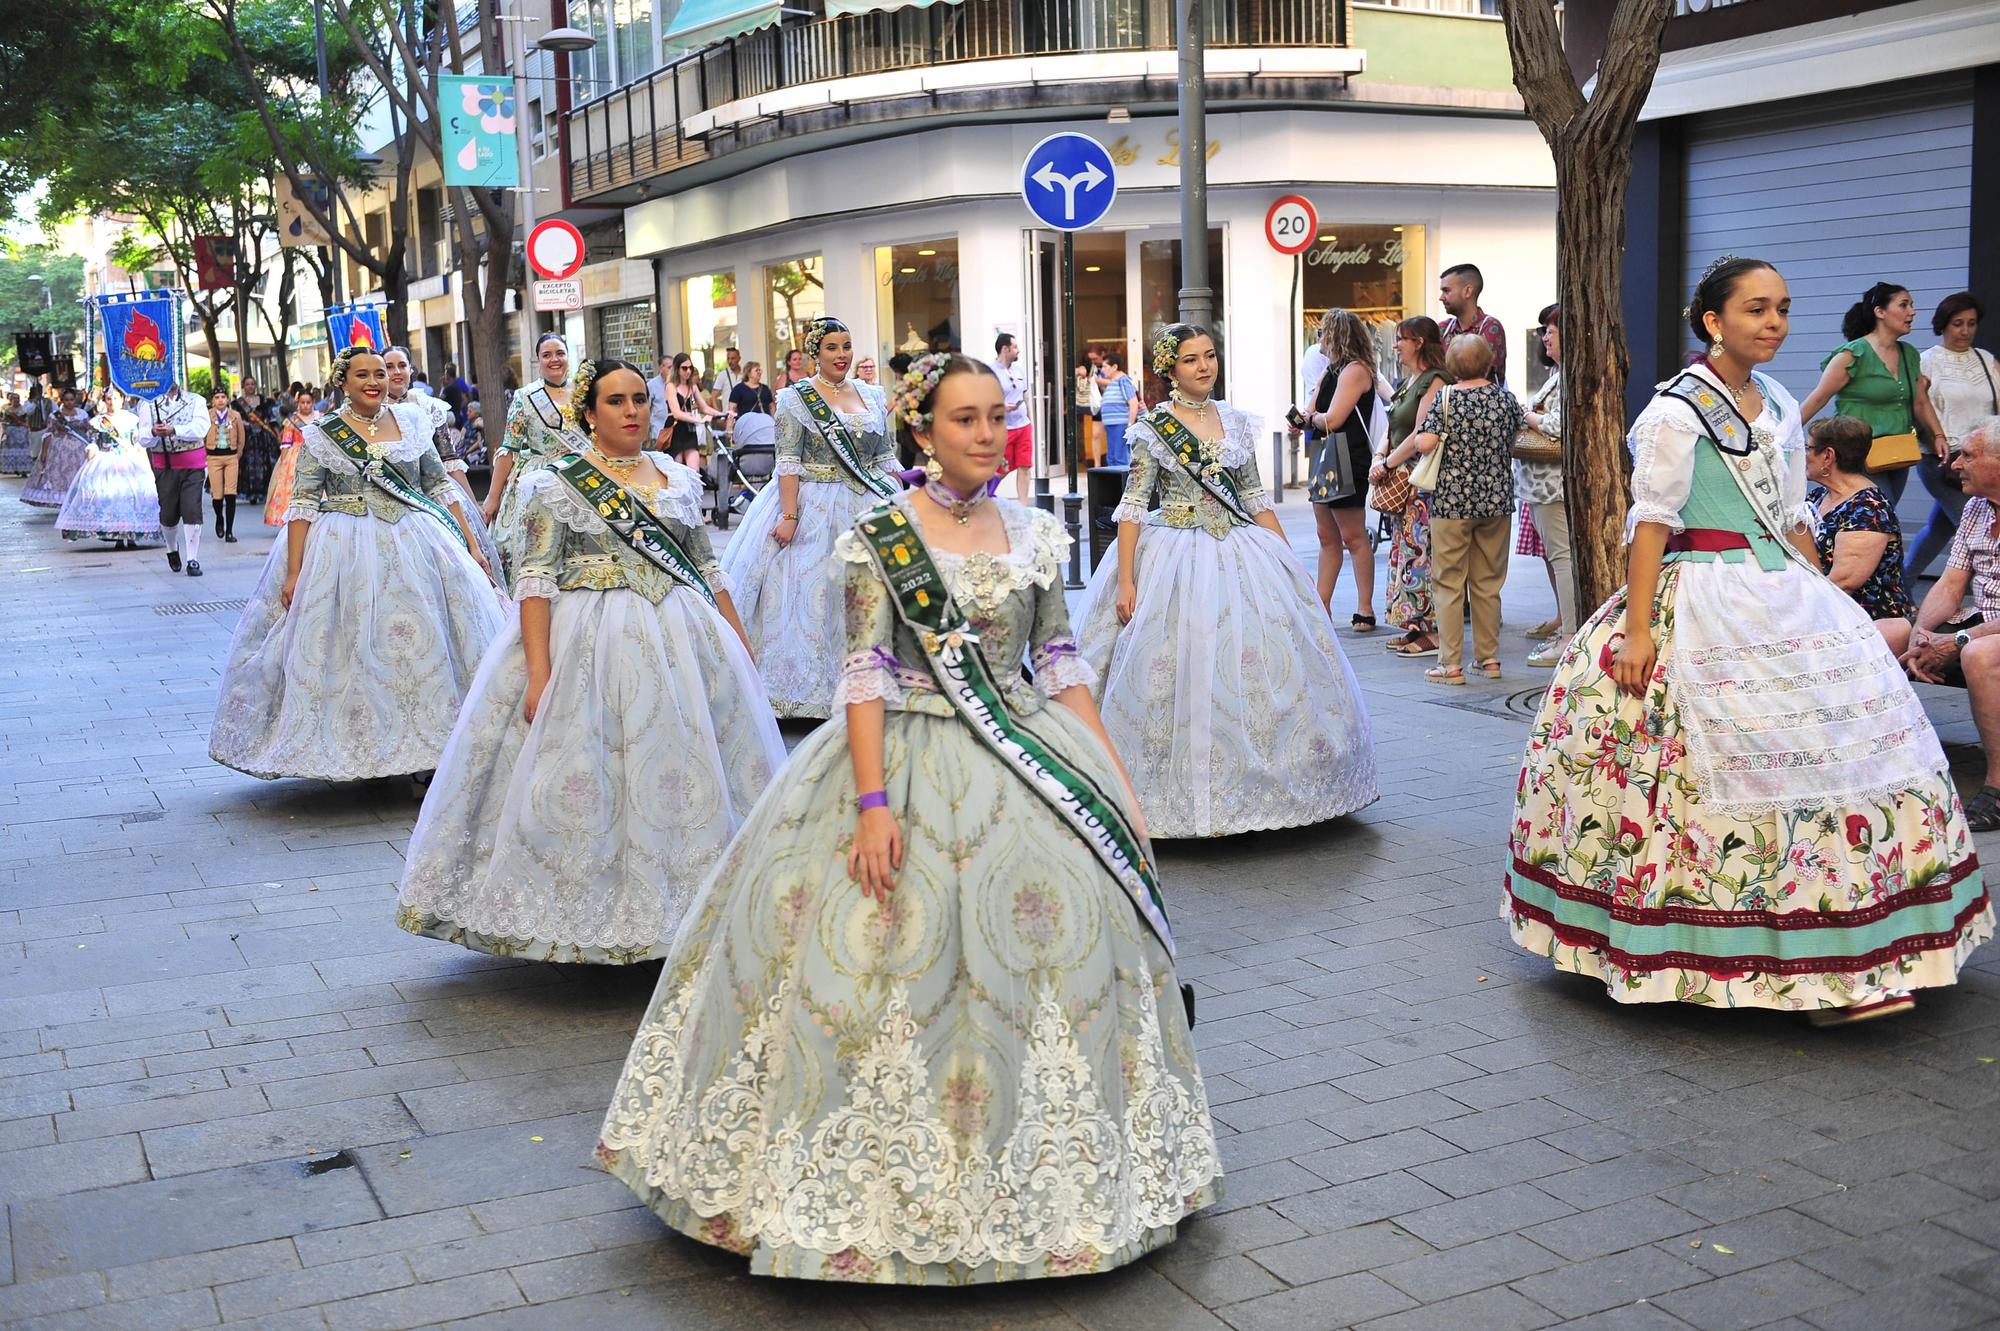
left=1, top=488, right=1997, bottom=1331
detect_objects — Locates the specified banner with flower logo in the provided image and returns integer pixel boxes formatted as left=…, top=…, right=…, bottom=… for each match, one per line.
left=442, top=75, right=519, bottom=188
left=92, top=290, right=182, bottom=402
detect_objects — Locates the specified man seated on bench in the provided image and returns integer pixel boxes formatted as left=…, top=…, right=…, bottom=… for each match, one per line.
left=1904, top=416, right=2000, bottom=830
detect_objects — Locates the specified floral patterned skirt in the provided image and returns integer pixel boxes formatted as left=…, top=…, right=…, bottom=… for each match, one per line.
left=1505, top=563, right=1993, bottom=1010
left=597, top=706, right=1221, bottom=1282
left=1385, top=496, right=1435, bottom=635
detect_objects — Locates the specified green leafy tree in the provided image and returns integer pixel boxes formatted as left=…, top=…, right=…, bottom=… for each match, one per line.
left=0, top=247, right=85, bottom=377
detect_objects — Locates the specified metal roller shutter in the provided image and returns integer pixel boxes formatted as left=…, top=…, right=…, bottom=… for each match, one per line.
left=1681, top=79, right=1973, bottom=392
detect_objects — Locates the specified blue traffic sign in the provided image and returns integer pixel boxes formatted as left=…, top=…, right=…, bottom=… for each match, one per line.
left=1020, top=133, right=1118, bottom=232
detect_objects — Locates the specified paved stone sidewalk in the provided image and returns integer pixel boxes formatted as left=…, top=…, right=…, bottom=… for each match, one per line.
left=0, top=483, right=1996, bottom=1331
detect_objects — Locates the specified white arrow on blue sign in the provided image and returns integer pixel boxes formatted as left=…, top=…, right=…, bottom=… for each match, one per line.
left=1020, top=132, right=1118, bottom=232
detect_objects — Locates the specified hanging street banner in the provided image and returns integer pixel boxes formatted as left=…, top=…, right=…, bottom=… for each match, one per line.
left=193, top=235, right=238, bottom=290
left=276, top=175, right=334, bottom=248
left=93, top=290, right=182, bottom=401
left=324, top=304, right=387, bottom=356
left=441, top=75, right=519, bottom=188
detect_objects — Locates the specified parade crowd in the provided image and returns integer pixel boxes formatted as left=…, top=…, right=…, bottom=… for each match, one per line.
left=6, top=256, right=1995, bottom=1285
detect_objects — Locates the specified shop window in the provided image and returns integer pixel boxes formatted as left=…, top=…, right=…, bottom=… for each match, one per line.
left=1138, top=228, right=1226, bottom=402
left=763, top=256, right=824, bottom=383
left=596, top=300, right=657, bottom=365
left=872, top=239, right=960, bottom=375
left=1299, top=223, right=1428, bottom=383
left=680, top=271, right=738, bottom=376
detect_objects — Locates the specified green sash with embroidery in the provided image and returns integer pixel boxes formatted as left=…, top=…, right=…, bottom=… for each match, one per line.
left=318, top=413, right=462, bottom=539
left=853, top=502, right=1174, bottom=958
left=793, top=380, right=899, bottom=499
left=551, top=452, right=716, bottom=607
left=1144, top=404, right=1252, bottom=526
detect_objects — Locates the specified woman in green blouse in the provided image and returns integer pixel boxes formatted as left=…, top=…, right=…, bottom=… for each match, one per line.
left=1799, top=281, right=1948, bottom=507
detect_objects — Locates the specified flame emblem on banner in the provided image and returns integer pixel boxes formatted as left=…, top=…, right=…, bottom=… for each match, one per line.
left=351, top=319, right=376, bottom=351
left=124, top=310, right=166, bottom=363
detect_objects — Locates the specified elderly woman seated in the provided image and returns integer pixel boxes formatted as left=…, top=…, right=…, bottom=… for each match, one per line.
left=1807, top=415, right=1916, bottom=653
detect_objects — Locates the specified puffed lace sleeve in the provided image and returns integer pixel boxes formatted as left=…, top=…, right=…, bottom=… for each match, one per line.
left=833, top=527, right=904, bottom=706
left=511, top=483, right=564, bottom=602
left=1026, top=515, right=1094, bottom=697
left=283, top=432, right=327, bottom=522
left=774, top=390, right=807, bottom=475
left=1625, top=397, right=1699, bottom=536
left=1224, top=406, right=1272, bottom=515
left=1112, top=421, right=1161, bottom=524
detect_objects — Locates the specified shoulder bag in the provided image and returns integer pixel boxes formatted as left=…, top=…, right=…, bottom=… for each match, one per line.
left=1511, top=378, right=1562, bottom=463
left=1410, top=387, right=1452, bottom=493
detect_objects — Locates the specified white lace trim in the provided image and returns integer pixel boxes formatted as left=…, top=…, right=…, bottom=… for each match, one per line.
left=830, top=500, right=1068, bottom=605
left=1033, top=640, right=1095, bottom=696
left=513, top=575, right=560, bottom=601
left=601, top=976, right=1219, bottom=1266
left=300, top=410, right=437, bottom=475
left=280, top=504, right=319, bottom=524
left=776, top=381, right=889, bottom=433
left=1135, top=400, right=1262, bottom=471
left=775, top=458, right=808, bottom=478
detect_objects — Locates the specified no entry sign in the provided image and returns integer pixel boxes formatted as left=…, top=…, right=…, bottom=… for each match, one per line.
left=526, top=220, right=585, bottom=281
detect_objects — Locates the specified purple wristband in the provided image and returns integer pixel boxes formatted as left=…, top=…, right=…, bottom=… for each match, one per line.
left=856, top=790, right=889, bottom=812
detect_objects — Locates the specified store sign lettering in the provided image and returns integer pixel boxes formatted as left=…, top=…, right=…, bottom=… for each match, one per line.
left=1103, top=132, right=1222, bottom=169
left=880, top=259, right=959, bottom=289
left=1304, top=237, right=1407, bottom=272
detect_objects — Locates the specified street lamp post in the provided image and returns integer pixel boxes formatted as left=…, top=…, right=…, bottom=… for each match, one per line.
left=501, top=6, right=594, bottom=379
left=1175, top=0, right=1212, bottom=332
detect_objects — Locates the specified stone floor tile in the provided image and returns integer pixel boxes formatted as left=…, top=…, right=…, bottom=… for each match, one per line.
left=1246, top=1221, right=1435, bottom=1286
left=1653, top=1260, right=1857, bottom=1331
left=1374, top=1232, right=1562, bottom=1302
left=1510, top=1245, right=1709, bottom=1318
left=1390, top=1182, right=1575, bottom=1249
left=1215, top=1271, right=1415, bottom=1331
left=1352, top=1285, right=1558, bottom=1331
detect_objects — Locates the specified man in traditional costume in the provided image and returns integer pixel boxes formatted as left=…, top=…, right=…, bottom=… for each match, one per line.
left=136, top=381, right=209, bottom=576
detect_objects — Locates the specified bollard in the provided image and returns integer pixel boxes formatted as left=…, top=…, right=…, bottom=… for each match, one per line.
left=1272, top=429, right=1288, bottom=503
left=1061, top=494, right=1085, bottom=588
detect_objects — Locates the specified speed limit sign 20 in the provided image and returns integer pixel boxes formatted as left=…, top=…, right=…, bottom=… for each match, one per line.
left=1265, top=195, right=1319, bottom=256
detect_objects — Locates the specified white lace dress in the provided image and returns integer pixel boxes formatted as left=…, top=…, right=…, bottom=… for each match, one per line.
left=1073, top=402, right=1378, bottom=836
left=395, top=459, right=786, bottom=963
left=398, top=389, right=503, bottom=574
left=598, top=497, right=1221, bottom=1282
left=207, top=406, right=508, bottom=781
left=720, top=382, right=902, bottom=717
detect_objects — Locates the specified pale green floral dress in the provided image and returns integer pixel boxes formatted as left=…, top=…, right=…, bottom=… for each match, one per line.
left=597, top=495, right=1221, bottom=1283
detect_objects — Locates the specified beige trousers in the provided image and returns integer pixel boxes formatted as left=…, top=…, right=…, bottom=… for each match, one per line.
left=1528, top=497, right=1577, bottom=637
left=1430, top=516, right=1511, bottom=671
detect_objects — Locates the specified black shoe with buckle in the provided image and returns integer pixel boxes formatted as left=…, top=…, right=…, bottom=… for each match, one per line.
left=167, top=551, right=182, bottom=573
left=185, top=560, right=202, bottom=578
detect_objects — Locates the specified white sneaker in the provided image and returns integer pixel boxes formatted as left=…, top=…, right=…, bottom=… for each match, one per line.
left=1525, top=641, right=1565, bottom=668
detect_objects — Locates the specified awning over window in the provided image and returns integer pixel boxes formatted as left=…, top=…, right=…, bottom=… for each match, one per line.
left=822, top=0, right=967, bottom=18
left=661, top=0, right=784, bottom=51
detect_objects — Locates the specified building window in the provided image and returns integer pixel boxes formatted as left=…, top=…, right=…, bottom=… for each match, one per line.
left=1138, top=228, right=1226, bottom=401
left=762, top=256, right=824, bottom=382
left=528, top=99, right=547, bottom=160
left=595, top=299, right=657, bottom=364
left=1298, top=223, right=1428, bottom=384
left=680, top=271, right=738, bottom=376
left=872, top=239, right=959, bottom=375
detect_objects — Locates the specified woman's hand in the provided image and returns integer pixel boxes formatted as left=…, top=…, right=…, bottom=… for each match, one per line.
left=848, top=806, right=903, bottom=902
left=480, top=497, right=500, bottom=525
left=772, top=516, right=799, bottom=548
left=1612, top=626, right=1656, bottom=698
left=523, top=666, right=551, bottom=723
left=1368, top=462, right=1389, bottom=485
left=279, top=573, right=298, bottom=610
left=1116, top=577, right=1138, bottom=625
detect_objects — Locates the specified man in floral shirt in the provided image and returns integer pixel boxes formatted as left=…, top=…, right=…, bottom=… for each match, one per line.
left=1439, top=263, right=1507, bottom=387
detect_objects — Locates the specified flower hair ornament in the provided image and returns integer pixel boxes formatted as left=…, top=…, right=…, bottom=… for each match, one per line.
left=329, top=344, right=367, bottom=388
left=569, top=359, right=601, bottom=435
left=803, top=315, right=849, bottom=359
left=1150, top=327, right=1184, bottom=377
left=891, top=353, right=951, bottom=432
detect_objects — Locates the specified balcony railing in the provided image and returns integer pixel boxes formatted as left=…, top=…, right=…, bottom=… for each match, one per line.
left=566, top=0, right=1349, bottom=200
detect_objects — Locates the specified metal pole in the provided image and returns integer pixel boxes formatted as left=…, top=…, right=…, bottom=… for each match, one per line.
left=510, top=0, right=540, bottom=379
left=1060, top=231, right=1083, bottom=586
left=1175, top=0, right=1211, bottom=330
left=313, top=7, right=343, bottom=308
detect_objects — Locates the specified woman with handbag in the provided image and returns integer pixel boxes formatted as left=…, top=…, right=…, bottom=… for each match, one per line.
left=1798, top=281, right=1948, bottom=508
left=1517, top=304, right=1572, bottom=668
left=1371, top=317, right=1449, bottom=658
left=1302, top=308, right=1386, bottom=630
left=1909, top=291, right=1997, bottom=580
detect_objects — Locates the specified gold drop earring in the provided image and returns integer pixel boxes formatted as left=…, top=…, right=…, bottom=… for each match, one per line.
left=1710, top=335, right=1725, bottom=359
left=922, top=446, right=944, bottom=483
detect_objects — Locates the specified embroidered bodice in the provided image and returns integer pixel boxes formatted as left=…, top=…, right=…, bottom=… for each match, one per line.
left=774, top=382, right=900, bottom=492
left=1626, top=365, right=1808, bottom=574
left=284, top=406, right=463, bottom=525
left=511, top=456, right=724, bottom=605
left=1110, top=402, right=1273, bottom=540
left=502, top=384, right=586, bottom=462
left=835, top=497, right=1093, bottom=718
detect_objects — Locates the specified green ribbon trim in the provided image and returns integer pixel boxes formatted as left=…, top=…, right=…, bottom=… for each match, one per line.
left=1144, top=404, right=1252, bottom=526
left=853, top=501, right=1174, bottom=957
left=551, top=452, right=716, bottom=607
left=794, top=380, right=898, bottom=499
left=317, top=413, right=462, bottom=539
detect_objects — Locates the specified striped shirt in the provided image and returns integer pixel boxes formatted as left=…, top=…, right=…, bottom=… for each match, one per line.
left=1099, top=373, right=1138, bottom=427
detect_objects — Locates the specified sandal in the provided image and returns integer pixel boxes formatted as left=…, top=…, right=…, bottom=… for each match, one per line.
left=1425, top=665, right=1465, bottom=686
left=1965, top=786, right=2000, bottom=833
left=1351, top=613, right=1377, bottom=633
left=1525, top=618, right=1562, bottom=641
left=1394, top=639, right=1438, bottom=658
left=1475, top=659, right=1503, bottom=679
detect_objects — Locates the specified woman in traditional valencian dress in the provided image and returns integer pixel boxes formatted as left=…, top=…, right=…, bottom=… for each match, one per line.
left=598, top=354, right=1220, bottom=1282
left=22, top=388, right=92, bottom=508
left=58, top=389, right=159, bottom=549
left=1506, top=257, right=1993, bottom=1024
left=484, top=333, right=587, bottom=587
left=208, top=348, right=506, bottom=783
left=1, top=395, right=30, bottom=475
left=384, top=346, right=503, bottom=574
left=1074, top=323, right=1377, bottom=838
left=721, top=316, right=902, bottom=717
left=262, top=388, right=319, bottom=527
left=396, top=360, right=785, bottom=962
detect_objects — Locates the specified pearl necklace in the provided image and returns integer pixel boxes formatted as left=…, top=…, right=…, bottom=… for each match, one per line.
left=344, top=404, right=386, bottom=439
left=922, top=477, right=988, bottom=526
left=590, top=445, right=644, bottom=477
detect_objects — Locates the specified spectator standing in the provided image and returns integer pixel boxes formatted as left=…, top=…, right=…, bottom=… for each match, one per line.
left=1799, top=281, right=1948, bottom=507
left=204, top=389, right=246, bottom=544
left=1805, top=415, right=1915, bottom=654
left=1438, top=263, right=1507, bottom=386
left=993, top=332, right=1033, bottom=502
left=1304, top=308, right=1385, bottom=629
left=728, top=360, right=775, bottom=421
left=646, top=355, right=674, bottom=443
left=1097, top=353, right=1139, bottom=466
left=1374, top=316, right=1450, bottom=657
left=1909, top=292, right=1998, bottom=580
left=712, top=346, right=743, bottom=401
left=665, top=352, right=721, bottom=470
left=1403, top=334, right=1521, bottom=684
left=441, top=362, right=467, bottom=425
left=1519, top=304, right=1573, bottom=666
left=776, top=348, right=807, bottom=390
left=854, top=356, right=877, bottom=387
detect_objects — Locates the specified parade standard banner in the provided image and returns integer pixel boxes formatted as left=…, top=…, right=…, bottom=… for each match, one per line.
left=441, top=74, right=519, bottom=188
left=15, top=332, right=51, bottom=375
left=324, top=303, right=386, bottom=356
left=276, top=175, right=333, bottom=248
left=92, top=290, right=181, bottom=402
left=193, top=235, right=238, bottom=290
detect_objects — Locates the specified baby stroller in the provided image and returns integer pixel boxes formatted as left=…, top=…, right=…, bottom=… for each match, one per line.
left=707, top=412, right=776, bottom=531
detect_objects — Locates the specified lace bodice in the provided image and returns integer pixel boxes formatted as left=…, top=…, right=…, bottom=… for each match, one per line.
left=1110, top=402, right=1272, bottom=539
left=511, top=456, right=724, bottom=604
left=834, top=497, right=1093, bottom=715
left=502, top=384, right=587, bottom=460
left=285, top=406, right=463, bottom=525
left=774, top=383, right=900, bottom=492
